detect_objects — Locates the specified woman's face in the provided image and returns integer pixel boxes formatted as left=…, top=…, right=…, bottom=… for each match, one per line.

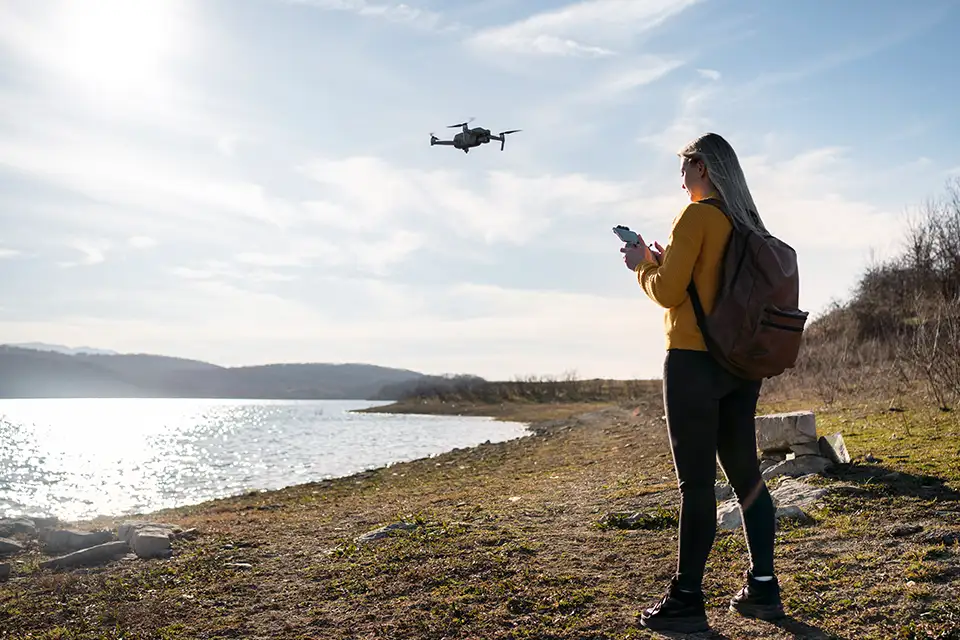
left=681, top=157, right=709, bottom=202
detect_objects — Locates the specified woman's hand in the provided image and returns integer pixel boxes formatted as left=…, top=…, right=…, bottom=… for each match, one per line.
left=622, top=239, right=663, bottom=270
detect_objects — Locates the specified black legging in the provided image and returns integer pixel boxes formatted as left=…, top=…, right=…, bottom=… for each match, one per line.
left=662, top=348, right=776, bottom=591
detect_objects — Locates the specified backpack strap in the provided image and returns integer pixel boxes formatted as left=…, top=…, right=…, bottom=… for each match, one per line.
left=687, top=196, right=728, bottom=356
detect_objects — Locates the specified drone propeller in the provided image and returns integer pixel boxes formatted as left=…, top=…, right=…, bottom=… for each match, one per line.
left=447, top=117, right=475, bottom=128
left=498, top=129, right=521, bottom=150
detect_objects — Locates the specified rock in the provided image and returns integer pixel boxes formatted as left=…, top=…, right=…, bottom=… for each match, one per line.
left=715, top=482, right=734, bottom=502
left=717, top=500, right=742, bottom=530
left=789, top=441, right=823, bottom=457
left=717, top=477, right=829, bottom=530
left=118, top=521, right=181, bottom=543
left=762, top=455, right=831, bottom=481
left=0, top=537, right=24, bottom=555
left=819, top=433, right=852, bottom=464
left=356, top=521, right=418, bottom=543
left=0, top=563, right=9, bottom=581
left=769, top=477, right=830, bottom=508
left=30, top=517, right=60, bottom=530
left=0, top=518, right=37, bottom=538
left=775, top=505, right=815, bottom=526
left=890, top=524, right=924, bottom=538
left=42, top=529, right=115, bottom=554
left=755, top=411, right=817, bottom=453
left=118, top=522, right=179, bottom=559
left=40, top=541, right=130, bottom=569
left=131, top=529, right=173, bottom=559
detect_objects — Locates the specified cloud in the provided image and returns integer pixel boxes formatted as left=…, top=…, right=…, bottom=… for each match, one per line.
left=0, top=248, right=21, bottom=259
left=59, top=239, right=109, bottom=267
left=571, top=56, right=685, bottom=102
left=637, top=82, right=717, bottom=153
left=282, top=0, right=453, bottom=31
left=697, top=68, right=721, bottom=81
left=465, top=0, right=702, bottom=57
left=298, top=155, right=643, bottom=246
left=128, top=236, right=157, bottom=249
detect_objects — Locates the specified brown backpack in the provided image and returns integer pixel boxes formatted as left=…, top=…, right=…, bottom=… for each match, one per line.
left=687, top=198, right=809, bottom=380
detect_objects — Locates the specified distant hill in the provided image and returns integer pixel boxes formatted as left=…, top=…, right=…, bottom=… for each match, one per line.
left=0, top=346, right=447, bottom=400
left=3, top=342, right=120, bottom=356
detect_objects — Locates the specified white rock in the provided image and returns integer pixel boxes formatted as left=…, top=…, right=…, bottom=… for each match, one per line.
left=819, top=433, right=852, bottom=464
left=118, top=521, right=180, bottom=544
left=717, top=500, right=742, bottom=530
left=42, top=529, right=114, bottom=553
left=769, top=477, right=829, bottom=508
left=762, top=455, right=831, bottom=481
left=717, top=477, right=829, bottom=530
left=131, top=529, right=173, bottom=559
left=118, top=521, right=178, bottom=559
left=40, top=541, right=130, bottom=569
left=755, top=411, right=817, bottom=453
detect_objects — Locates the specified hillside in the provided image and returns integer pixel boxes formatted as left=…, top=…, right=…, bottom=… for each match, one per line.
left=0, top=346, right=440, bottom=400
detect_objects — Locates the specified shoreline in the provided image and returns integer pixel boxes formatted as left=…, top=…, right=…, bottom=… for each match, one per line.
left=6, top=402, right=546, bottom=528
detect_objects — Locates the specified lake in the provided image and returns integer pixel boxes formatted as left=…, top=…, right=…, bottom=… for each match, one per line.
left=0, top=398, right=530, bottom=522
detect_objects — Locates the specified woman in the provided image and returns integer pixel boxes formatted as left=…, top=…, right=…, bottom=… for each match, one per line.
left=621, top=132, right=785, bottom=633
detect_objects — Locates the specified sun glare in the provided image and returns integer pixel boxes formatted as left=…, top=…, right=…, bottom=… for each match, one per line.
left=50, top=0, right=188, bottom=96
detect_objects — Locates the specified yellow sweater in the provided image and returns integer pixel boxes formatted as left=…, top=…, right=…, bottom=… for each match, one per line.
left=635, top=199, right=732, bottom=351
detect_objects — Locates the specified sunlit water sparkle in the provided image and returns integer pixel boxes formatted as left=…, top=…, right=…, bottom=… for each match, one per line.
left=0, top=398, right=530, bottom=521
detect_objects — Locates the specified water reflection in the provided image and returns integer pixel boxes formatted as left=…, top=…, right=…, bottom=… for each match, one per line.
left=0, top=399, right=529, bottom=521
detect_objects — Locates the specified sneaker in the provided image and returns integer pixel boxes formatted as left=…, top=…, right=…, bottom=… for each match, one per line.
left=640, top=577, right=710, bottom=633
left=729, top=571, right=786, bottom=620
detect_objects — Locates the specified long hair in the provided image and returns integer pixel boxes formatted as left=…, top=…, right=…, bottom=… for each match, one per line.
left=678, top=133, right=770, bottom=236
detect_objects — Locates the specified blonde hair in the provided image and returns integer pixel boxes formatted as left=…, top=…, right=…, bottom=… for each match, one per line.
left=679, top=133, right=770, bottom=236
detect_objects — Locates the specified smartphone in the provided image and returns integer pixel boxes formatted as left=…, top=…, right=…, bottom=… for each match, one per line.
left=612, top=225, right=640, bottom=247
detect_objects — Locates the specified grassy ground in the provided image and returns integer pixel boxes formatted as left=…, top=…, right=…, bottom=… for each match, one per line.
left=2, top=386, right=959, bottom=639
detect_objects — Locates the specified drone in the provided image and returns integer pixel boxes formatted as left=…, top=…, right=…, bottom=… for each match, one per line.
left=430, top=118, right=521, bottom=153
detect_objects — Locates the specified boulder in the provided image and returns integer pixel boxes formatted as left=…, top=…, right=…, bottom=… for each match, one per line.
left=717, top=477, right=829, bottom=530
left=0, top=537, right=24, bottom=555
left=0, top=518, right=37, bottom=538
left=42, top=529, right=115, bottom=554
left=118, top=521, right=179, bottom=559
left=755, top=411, right=817, bottom=453
left=40, top=541, right=130, bottom=569
left=762, top=455, right=831, bottom=481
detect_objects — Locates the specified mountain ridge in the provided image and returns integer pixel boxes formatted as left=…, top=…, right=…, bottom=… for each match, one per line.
left=0, top=345, right=460, bottom=400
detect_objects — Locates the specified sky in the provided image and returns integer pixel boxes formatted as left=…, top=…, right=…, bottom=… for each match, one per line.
left=0, top=0, right=958, bottom=381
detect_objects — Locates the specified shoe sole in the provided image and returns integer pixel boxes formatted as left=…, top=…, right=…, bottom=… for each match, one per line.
left=640, top=616, right=710, bottom=633
left=729, top=602, right=786, bottom=620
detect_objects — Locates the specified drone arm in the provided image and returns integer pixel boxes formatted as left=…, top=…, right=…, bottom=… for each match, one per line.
left=431, top=140, right=456, bottom=146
